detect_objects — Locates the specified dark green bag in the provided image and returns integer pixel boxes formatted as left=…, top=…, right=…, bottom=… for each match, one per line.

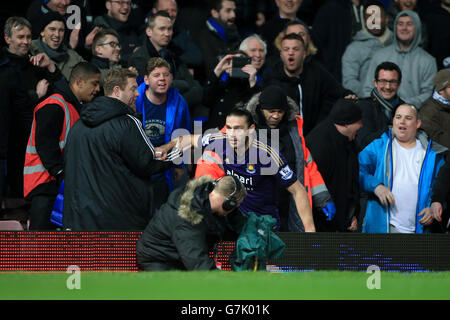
left=230, top=212, right=285, bottom=271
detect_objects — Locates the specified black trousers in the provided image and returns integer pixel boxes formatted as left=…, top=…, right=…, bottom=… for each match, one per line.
left=28, top=193, right=58, bottom=230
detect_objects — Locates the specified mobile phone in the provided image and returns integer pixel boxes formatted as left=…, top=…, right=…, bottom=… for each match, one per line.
left=231, top=56, right=251, bottom=78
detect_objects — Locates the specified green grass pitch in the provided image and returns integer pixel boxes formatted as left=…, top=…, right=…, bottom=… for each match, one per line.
left=1, top=270, right=449, bottom=300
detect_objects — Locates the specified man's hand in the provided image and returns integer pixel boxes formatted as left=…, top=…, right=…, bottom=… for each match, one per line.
left=344, top=94, right=358, bottom=101
left=36, top=79, right=50, bottom=99
left=431, top=202, right=443, bottom=222
left=30, top=53, right=56, bottom=73
left=69, top=23, right=82, bottom=49
left=84, top=26, right=102, bottom=48
left=214, top=54, right=234, bottom=78
left=374, top=184, right=395, bottom=206
left=241, top=64, right=257, bottom=88
left=418, top=207, right=435, bottom=226
left=347, top=216, right=358, bottom=231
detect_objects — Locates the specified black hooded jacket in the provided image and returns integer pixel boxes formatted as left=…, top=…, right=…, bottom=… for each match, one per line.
left=62, top=96, right=172, bottom=231
left=136, top=176, right=246, bottom=271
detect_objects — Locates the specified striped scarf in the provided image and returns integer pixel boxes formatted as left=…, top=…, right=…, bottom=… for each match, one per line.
left=371, top=88, right=401, bottom=119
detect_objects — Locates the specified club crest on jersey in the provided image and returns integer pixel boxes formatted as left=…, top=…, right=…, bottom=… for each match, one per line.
left=246, top=164, right=256, bottom=174
left=280, top=165, right=294, bottom=180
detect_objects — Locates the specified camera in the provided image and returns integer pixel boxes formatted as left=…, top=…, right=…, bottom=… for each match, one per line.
left=231, top=56, right=251, bottom=78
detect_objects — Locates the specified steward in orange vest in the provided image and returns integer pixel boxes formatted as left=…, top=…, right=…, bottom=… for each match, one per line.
left=23, top=62, right=100, bottom=230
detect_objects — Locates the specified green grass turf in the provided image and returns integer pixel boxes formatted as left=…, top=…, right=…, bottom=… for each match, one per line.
left=1, top=271, right=449, bottom=300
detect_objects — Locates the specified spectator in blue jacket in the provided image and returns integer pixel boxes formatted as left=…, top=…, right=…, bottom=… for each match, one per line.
left=359, top=104, right=447, bottom=233
left=135, top=57, right=191, bottom=210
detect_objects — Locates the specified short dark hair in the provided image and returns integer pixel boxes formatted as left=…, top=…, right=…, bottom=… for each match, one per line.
left=375, top=61, right=402, bottom=83
left=147, top=10, right=172, bottom=28
left=226, top=108, right=255, bottom=127
left=91, top=28, right=120, bottom=55
left=280, top=33, right=306, bottom=50
left=69, top=62, right=100, bottom=85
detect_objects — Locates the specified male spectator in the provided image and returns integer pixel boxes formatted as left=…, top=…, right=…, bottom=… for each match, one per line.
left=26, top=0, right=99, bottom=54
left=93, top=0, right=143, bottom=63
left=342, top=1, right=393, bottom=98
left=359, top=104, right=447, bottom=233
left=3, top=16, right=63, bottom=199
left=361, top=10, right=437, bottom=108
left=0, top=50, right=31, bottom=214
left=136, top=175, right=247, bottom=271
left=190, top=108, right=316, bottom=232
left=424, top=0, right=450, bottom=70
left=62, top=68, right=179, bottom=231
left=194, top=0, right=241, bottom=83
left=419, top=69, right=450, bottom=148
left=426, top=153, right=450, bottom=232
left=260, top=0, right=302, bottom=56
left=202, top=51, right=260, bottom=131
left=151, top=0, right=204, bottom=70
left=128, top=11, right=203, bottom=115
left=245, top=85, right=335, bottom=231
left=306, top=99, right=362, bottom=232
left=263, top=33, right=354, bottom=136
left=24, top=62, right=101, bottom=230
left=238, top=34, right=267, bottom=78
left=356, top=61, right=405, bottom=151
left=30, top=11, right=85, bottom=81
left=135, top=57, right=191, bottom=209
left=273, top=19, right=319, bottom=63
left=90, top=28, right=122, bottom=81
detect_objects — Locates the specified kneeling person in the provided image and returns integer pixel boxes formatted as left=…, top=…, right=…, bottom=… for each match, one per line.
left=136, top=175, right=247, bottom=271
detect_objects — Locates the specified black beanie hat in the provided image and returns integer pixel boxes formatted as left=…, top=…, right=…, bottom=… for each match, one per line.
left=259, top=85, right=289, bottom=111
left=329, top=98, right=362, bottom=125
left=40, top=11, right=66, bottom=33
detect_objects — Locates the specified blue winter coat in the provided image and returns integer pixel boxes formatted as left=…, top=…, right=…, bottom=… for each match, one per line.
left=359, top=129, right=446, bottom=233
left=135, top=83, right=191, bottom=190
left=359, top=130, right=447, bottom=233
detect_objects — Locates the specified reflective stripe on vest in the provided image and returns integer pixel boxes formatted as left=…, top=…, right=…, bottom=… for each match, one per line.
left=23, top=94, right=78, bottom=197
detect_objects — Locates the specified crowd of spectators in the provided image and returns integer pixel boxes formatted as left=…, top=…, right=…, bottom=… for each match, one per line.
left=0, top=0, right=449, bottom=237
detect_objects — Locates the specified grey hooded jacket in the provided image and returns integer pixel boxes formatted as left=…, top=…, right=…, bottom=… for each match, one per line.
left=360, top=10, right=437, bottom=107
left=342, top=29, right=393, bottom=97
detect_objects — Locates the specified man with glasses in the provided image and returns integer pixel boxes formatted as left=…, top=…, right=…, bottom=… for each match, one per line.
left=356, top=61, right=404, bottom=151
left=90, top=28, right=137, bottom=82
left=93, top=0, right=142, bottom=63
left=361, top=10, right=437, bottom=108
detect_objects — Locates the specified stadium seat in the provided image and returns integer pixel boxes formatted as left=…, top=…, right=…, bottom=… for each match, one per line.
left=0, top=220, right=24, bottom=230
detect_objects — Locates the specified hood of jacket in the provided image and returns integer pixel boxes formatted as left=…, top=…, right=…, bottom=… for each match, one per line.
left=178, top=176, right=215, bottom=225
left=245, top=91, right=299, bottom=125
left=393, top=10, right=422, bottom=53
left=80, top=95, right=136, bottom=127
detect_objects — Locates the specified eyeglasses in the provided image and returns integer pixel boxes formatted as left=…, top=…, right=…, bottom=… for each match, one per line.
left=376, top=79, right=400, bottom=86
left=109, top=0, right=132, bottom=7
left=99, top=41, right=121, bottom=49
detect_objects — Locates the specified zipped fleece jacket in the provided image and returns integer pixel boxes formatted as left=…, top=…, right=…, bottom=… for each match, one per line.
left=361, top=10, right=437, bottom=107
left=359, top=129, right=447, bottom=233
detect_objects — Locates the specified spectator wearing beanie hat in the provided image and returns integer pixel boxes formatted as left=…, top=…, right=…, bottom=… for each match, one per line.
left=419, top=68, right=450, bottom=148
left=244, top=85, right=336, bottom=232
left=30, top=11, right=85, bottom=81
left=305, top=99, right=362, bottom=232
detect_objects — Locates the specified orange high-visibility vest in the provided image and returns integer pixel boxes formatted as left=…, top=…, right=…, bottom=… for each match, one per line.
left=23, top=94, right=80, bottom=198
